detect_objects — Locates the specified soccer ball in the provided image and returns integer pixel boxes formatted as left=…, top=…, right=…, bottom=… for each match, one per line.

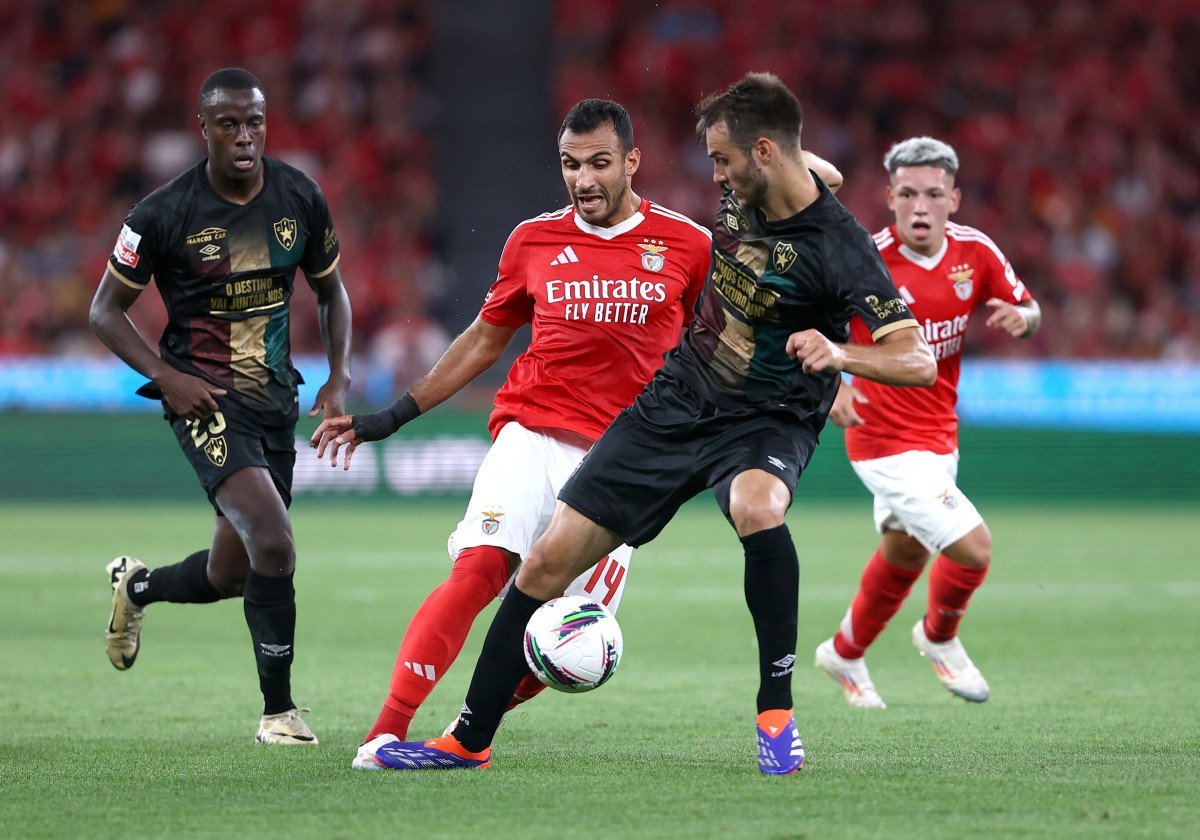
left=523, top=595, right=623, bottom=693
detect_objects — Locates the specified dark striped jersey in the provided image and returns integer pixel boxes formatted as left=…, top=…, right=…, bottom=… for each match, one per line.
left=106, top=156, right=340, bottom=418
left=661, top=175, right=917, bottom=423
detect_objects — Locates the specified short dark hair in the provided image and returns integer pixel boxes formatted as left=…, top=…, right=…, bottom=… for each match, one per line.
left=694, top=72, right=803, bottom=156
left=198, top=67, right=265, bottom=111
left=558, top=99, right=635, bottom=153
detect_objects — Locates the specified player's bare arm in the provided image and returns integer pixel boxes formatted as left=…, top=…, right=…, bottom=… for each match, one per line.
left=89, top=270, right=227, bottom=421
left=305, top=265, right=353, bottom=419
left=802, top=151, right=843, bottom=193
left=985, top=298, right=1041, bottom=339
left=829, top=379, right=869, bottom=428
left=312, top=316, right=517, bottom=468
left=788, top=326, right=935, bottom=387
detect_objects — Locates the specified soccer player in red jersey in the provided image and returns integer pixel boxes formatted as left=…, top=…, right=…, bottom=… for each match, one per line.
left=814, top=136, right=1041, bottom=708
left=312, top=98, right=845, bottom=767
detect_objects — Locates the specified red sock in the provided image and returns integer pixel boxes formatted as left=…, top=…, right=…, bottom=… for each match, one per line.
left=924, top=554, right=989, bottom=642
left=833, top=548, right=924, bottom=659
left=507, top=672, right=547, bottom=711
left=365, top=546, right=511, bottom=742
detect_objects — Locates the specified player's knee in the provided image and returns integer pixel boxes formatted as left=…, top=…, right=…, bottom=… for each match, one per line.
left=247, top=530, right=296, bottom=576
left=945, top=524, right=992, bottom=569
left=208, top=569, right=246, bottom=597
left=729, top=499, right=787, bottom=537
left=516, top=548, right=574, bottom=601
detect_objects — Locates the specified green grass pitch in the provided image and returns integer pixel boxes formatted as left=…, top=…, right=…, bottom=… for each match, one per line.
left=2, top=498, right=1197, bottom=838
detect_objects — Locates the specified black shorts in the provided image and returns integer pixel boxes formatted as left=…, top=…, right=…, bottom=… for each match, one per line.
left=165, top=395, right=298, bottom=515
left=559, top=373, right=818, bottom=547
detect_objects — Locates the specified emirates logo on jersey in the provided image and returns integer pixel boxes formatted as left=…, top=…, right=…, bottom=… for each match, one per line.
left=948, top=264, right=975, bottom=301
left=639, top=240, right=668, bottom=272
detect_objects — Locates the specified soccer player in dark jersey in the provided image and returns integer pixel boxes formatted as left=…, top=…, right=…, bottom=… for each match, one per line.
left=89, top=67, right=352, bottom=746
left=359, top=72, right=937, bottom=775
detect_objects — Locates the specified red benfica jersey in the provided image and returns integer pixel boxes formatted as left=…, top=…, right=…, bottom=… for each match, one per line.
left=481, top=198, right=711, bottom=442
left=844, top=221, right=1032, bottom=460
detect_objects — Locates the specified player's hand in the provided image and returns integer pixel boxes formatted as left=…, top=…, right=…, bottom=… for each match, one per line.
left=310, top=415, right=360, bottom=470
left=787, top=329, right=846, bottom=374
left=158, top=369, right=226, bottom=421
left=984, top=298, right=1030, bottom=337
left=830, top=382, right=868, bottom=428
left=309, top=375, right=350, bottom=420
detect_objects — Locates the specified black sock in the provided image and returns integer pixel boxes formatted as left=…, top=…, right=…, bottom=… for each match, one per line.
left=127, top=550, right=223, bottom=607
left=243, top=571, right=296, bottom=716
left=742, top=525, right=799, bottom=713
left=453, top=585, right=546, bottom=752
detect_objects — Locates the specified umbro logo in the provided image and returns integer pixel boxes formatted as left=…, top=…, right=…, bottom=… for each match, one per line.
left=771, top=653, right=796, bottom=677
left=405, top=661, right=437, bottom=681
left=550, top=245, right=580, bottom=265
left=767, top=456, right=787, bottom=471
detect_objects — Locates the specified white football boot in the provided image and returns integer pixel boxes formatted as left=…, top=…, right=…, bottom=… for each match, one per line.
left=105, top=556, right=147, bottom=670
left=256, top=707, right=319, bottom=745
left=912, top=620, right=990, bottom=702
left=351, top=733, right=397, bottom=770
left=814, top=638, right=887, bottom=709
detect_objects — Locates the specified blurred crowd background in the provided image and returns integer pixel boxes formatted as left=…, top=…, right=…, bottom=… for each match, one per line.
left=3, top=0, right=1199, bottom=392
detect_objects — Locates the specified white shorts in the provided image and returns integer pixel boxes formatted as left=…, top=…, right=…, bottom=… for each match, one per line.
left=447, top=421, right=633, bottom=612
left=850, top=449, right=983, bottom=553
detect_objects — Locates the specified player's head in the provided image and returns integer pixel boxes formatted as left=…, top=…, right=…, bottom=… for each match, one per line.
left=558, top=99, right=641, bottom=227
left=694, top=72, right=803, bottom=210
left=198, top=68, right=267, bottom=190
left=884, top=136, right=961, bottom=256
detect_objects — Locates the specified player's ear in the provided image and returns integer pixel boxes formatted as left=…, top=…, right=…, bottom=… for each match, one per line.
left=949, top=186, right=961, bottom=214
left=754, top=137, right=773, bottom=165
left=625, top=147, right=641, bottom=176
left=198, top=114, right=208, bottom=140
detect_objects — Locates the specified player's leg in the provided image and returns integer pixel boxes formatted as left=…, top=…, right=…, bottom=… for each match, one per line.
left=364, top=546, right=515, bottom=743
left=723, top=468, right=805, bottom=774
left=816, top=524, right=927, bottom=709
left=450, top=503, right=622, bottom=751
left=372, top=504, right=623, bottom=771
left=868, top=451, right=991, bottom=701
left=214, top=466, right=316, bottom=742
left=509, top=543, right=635, bottom=711
left=104, top=408, right=246, bottom=671
left=362, top=424, right=552, bottom=744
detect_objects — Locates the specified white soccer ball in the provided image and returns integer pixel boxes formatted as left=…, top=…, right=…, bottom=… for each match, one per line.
left=523, top=595, right=623, bottom=693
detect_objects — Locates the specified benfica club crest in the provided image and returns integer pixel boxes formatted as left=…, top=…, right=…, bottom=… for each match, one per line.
left=640, top=240, right=668, bottom=272
left=273, top=217, right=298, bottom=250
left=481, top=511, right=503, bottom=535
left=948, top=264, right=975, bottom=301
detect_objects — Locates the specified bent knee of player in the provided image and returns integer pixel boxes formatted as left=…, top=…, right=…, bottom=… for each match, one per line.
left=943, top=522, right=992, bottom=569
left=515, top=550, right=577, bottom=600
left=729, top=498, right=788, bottom=537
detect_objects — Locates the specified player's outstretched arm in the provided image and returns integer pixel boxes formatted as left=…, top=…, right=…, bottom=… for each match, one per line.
left=89, top=270, right=226, bottom=420
left=306, top=266, right=353, bottom=419
left=787, top=326, right=935, bottom=387
left=312, top=316, right=517, bottom=469
left=985, top=298, right=1041, bottom=339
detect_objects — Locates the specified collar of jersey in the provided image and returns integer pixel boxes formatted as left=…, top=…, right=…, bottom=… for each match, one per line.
left=897, top=236, right=948, bottom=271
left=573, top=207, right=646, bottom=240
